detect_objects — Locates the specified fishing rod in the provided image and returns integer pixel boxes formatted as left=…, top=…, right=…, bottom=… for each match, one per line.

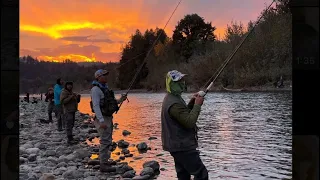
left=116, top=0, right=183, bottom=113
left=198, top=0, right=276, bottom=97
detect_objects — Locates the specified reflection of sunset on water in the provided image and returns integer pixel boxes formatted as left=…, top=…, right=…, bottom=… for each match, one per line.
left=78, top=94, right=175, bottom=177
left=77, top=92, right=292, bottom=179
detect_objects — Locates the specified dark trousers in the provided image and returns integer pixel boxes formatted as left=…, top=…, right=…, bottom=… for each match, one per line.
left=47, top=102, right=54, bottom=121
left=54, top=104, right=64, bottom=130
left=64, top=112, right=75, bottom=139
left=170, top=149, right=208, bottom=180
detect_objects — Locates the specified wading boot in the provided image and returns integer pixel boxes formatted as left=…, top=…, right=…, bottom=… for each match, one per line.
left=67, top=135, right=78, bottom=145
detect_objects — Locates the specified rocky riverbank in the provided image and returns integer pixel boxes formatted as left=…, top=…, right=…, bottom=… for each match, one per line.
left=19, top=100, right=163, bottom=180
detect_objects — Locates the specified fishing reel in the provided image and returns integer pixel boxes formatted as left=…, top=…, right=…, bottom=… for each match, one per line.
left=197, top=91, right=206, bottom=97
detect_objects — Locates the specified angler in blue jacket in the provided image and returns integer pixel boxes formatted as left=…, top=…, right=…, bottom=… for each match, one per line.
left=54, top=78, right=65, bottom=131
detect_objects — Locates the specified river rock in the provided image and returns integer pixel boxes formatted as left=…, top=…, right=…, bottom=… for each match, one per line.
left=122, top=130, right=131, bottom=136
left=136, top=142, right=148, bottom=151
left=62, top=169, right=84, bottom=179
left=121, top=148, right=130, bottom=155
left=143, top=160, right=160, bottom=171
left=54, top=167, right=67, bottom=175
left=118, top=140, right=129, bottom=148
left=122, top=170, right=136, bottom=178
left=26, top=148, right=40, bottom=154
left=74, top=149, right=90, bottom=159
left=148, top=137, right=157, bottom=140
left=125, top=153, right=133, bottom=157
left=45, top=150, right=56, bottom=157
left=35, top=142, right=46, bottom=150
left=140, top=167, right=154, bottom=176
left=116, top=164, right=133, bottom=174
left=20, top=157, right=28, bottom=164
left=39, top=173, right=55, bottom=180
left=56, top=162, right=68, bottom=168
left=27, top=154, right=37, bottom=162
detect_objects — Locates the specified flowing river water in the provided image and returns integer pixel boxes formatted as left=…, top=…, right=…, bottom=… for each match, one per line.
left=78, top=92, right=292, bottom=180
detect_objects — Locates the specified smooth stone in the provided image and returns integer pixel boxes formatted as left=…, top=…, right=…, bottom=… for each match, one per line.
left=140, top=167, right=154, bottom=176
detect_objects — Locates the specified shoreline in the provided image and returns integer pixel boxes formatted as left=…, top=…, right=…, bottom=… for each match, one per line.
left=19, top=100, right=163, bottom=179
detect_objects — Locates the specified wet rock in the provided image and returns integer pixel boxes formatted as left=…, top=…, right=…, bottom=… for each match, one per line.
left=160, top=168, right=166, bottom=171
left=84, top=176, right=99, bottom=180
left=20, top=157, right=28, bottom=164
left=143, top=160, right=160, bottom=171
left=132, top=175, right=151, bottom=180
left=125, top=153, right=133, bottom=157
left=39, top=173, right=55, bottom=180
left=136, top=142, right=148, bottom=151
left=148, top=137, right=157, bottom=140
left=26, top=148, right=40, bottom=154
left=21, top=143, right=33, bottom=149
left=118, top=140, right=129, bottom=148
left=116, top=164, right=133, bottom=174
left=133, top=157, right=143, bottom=160
left=122, top=130, right=131, bottom=136
left=121, top=148, right=130, bottom=155
left=122, top=170, right=136, bottom=178
left=45, top=150, right=56, bottom=157
left=88, top=160, right=100, bottom=166
left=140, top=167, right=154, bottom=176
left=27, top=154, right=37, bottom=162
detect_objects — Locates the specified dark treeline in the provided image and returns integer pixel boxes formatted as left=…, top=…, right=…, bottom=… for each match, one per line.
left=20, top=0, right=291, bottom=93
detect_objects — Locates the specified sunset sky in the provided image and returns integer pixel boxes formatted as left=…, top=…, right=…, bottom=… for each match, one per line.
left=20, top=0, right=272, bottom=63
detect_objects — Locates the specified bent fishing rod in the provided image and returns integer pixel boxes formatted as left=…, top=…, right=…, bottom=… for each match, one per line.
left=116, top=0, right=183, bottom=113
left=197, top=0, right=276, bottom=97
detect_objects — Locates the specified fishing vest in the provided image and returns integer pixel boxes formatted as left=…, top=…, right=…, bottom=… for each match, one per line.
left=90, top=85, right=119, bottom=116
left=161, top=93, right=198, bottom=152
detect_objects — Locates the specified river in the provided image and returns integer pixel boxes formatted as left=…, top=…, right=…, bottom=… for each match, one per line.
left=78, top=92, right=292, bottom=180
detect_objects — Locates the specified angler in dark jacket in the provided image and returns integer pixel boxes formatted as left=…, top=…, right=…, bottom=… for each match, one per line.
left=60, top=81, right=79, bottom=145
left=161, top=70, right=208, bottom=180
left=45, top=87, right=54, bottom=123
left=90, top=69, right=127, bottom=172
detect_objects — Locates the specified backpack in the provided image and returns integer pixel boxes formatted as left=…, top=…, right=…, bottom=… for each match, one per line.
left=90, top=86, right=119, bottom=116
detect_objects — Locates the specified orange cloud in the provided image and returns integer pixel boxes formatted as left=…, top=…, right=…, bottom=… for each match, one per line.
left=20, top=0, right=270, bottom=62
left=38, top=54, right=96, bottom=62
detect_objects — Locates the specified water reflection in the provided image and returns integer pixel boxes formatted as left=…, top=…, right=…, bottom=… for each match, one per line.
left=78, top=92, right=292, bottom=179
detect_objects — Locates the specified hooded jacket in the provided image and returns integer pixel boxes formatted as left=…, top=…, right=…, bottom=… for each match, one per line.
left=60, top=82, right=78, bottom=113
left=161, top=74, right=201, bottom=152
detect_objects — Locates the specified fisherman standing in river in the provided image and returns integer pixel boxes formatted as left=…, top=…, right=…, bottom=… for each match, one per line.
left=161, top=70, right=208, bottom=180
left=90, top=69, right=127, bottom=172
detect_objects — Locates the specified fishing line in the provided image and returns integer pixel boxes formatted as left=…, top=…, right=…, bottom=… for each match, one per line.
left=117, top=0, right=183, bottom=112
left=198, top=0, right=276, bottom=97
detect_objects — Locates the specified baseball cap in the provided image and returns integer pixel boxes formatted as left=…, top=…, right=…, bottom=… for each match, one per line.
left=167, top=70, right=187, bottom=82
left=94, top=69, right=109, bottom=78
